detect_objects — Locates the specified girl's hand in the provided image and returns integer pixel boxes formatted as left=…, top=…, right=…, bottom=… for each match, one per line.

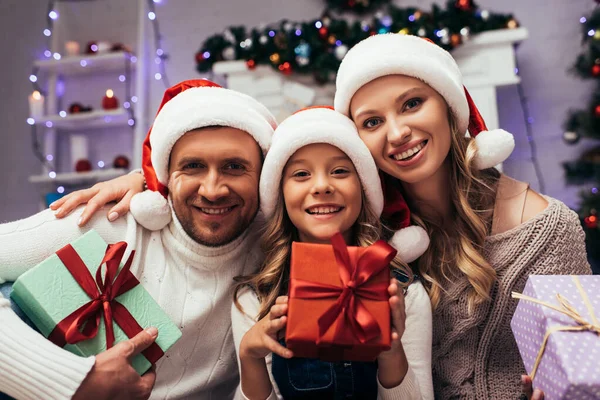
left=239, top=296, right=293, bottom=360
left=521, top=375, right=545, bottom=400
left=50, top=172, right=146, bottom=226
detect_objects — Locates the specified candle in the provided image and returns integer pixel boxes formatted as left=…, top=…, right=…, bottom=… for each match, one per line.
left=28, top=91, right=45, bottom=119
left=64, top=41, right=80, bottom=56
left=102, top=89, right=119, bottom=110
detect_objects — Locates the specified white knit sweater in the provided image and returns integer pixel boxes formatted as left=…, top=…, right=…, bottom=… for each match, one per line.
left=0, top=205, right=263, bottom=399
left=231, top=280, right=434, bottom=400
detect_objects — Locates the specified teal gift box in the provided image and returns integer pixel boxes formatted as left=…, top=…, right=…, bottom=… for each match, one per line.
left=10, top=230, right=182, bottom=375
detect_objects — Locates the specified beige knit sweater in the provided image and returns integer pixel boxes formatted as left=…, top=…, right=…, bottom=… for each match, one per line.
left=431, top=197, right=592, bottom=399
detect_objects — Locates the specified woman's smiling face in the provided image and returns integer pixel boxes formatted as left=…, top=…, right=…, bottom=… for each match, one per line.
left=349, top=74, right=452, bottom=184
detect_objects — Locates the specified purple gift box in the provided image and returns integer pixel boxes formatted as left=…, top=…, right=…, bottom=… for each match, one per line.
left=511, top=275, right=600, bottom=400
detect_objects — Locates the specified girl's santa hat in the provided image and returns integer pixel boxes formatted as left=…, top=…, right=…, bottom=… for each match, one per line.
left=130, top=79, right=277, bottom=231
left=260, top=106, right=429, bottom=263
left=334, top=33, right=515, bottom=170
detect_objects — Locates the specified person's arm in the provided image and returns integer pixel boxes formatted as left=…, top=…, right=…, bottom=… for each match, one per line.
left=231, top=288, right=287, bottom=400
left=50, top=170, right=145, bottom=226
left=0, top=207, right=155, bottom=399
left=377, top=281, right=433, bottom=400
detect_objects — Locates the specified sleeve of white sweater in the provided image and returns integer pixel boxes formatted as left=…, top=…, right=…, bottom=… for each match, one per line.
left=0, top=206, right=132, bottom=399
left=231, top=282, right=434, bottom=400
left=377, top=280, right=434, bottom=400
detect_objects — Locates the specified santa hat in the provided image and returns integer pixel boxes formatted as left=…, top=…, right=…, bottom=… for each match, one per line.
left=260, top=106, right=429, bottom=263
left=334, top=34, right=515, bottom=170
left=130, top=79, right=277, bottom=231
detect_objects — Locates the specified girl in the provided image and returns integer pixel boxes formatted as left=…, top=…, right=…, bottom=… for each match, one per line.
left=332, top=34, right=591, bottom=400
left=231, top=106, right=433, bottom=400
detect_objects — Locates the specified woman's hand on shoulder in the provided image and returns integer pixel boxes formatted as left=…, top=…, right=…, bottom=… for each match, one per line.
left=50, top=172, right=146, bottom=226
left=239, top=295, right=293, bottom=361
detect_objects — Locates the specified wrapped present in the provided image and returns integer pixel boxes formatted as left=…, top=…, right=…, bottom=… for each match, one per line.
left=511, top=275, right=600, bottom=400
left=285, top=233, right=396, bottom=362
left=10, top=230, right=182, bottom=375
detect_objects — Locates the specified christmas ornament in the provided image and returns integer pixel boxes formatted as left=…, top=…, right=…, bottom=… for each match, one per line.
left=223, top=29, right=236, bottom=44
left=507, top=19, right=518, bottom=29
left=195, top=52, right=204, bottom=63
left=417, top=28, right=427, bottom=37
left=222, top=46, right=236, bottom=61
left=450, top=34, right=462, bottom=47
left=113, top=155, right=130, bottom=169
left=563, top=131, right=581, bottom=145
left=270, top=53, right=281, bottom=64
left=85, top=41, right=98, bottom=54
left=593, top=64, right=600, bottom=76
left=596, top=105, right=600, bottom=117
left=75, top=159, right=92, bottom=173
left=246, top=59, right=256, bottom=69
left=259, top=35, right=268, bottom=45
left=455, top=0, right=474, bottom=12
left=318, top=27, right=329, bottom=39
left=460, top=27, right=471, bottom=40
left=334, top=44, right=349, bottom=60
left=585, top=215, right=598, bottom=229
left=102, top=89, right=119, bottom=110
left=96, top=41, right=112, bottom=54
left=68, top=103, right=92, bottom=114
left=398, top=28, right=410, bottom=35
left=278, top=62, right=292, bottom=75
left=296, top=56, right=310, bottom=66
left=294, top=42, right=311, bottom=58
left=328, top=35, right=337, bottom=45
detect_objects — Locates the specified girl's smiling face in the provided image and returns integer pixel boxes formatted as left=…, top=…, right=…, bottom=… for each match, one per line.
left=282, top=143, right=362, bottom=244
left=350, top=74, right=452, bottom=185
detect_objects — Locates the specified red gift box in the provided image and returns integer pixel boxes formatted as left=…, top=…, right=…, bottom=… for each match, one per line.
left=285, top=234, right=396, bottom=362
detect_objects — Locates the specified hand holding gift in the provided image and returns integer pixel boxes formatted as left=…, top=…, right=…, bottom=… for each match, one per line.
left=73, top=327, right=158, bottom=400
left=511, top=275, right=600, bottom=400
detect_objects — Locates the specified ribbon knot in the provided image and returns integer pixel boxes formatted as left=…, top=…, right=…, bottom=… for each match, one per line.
left=290, top=233, right=397, bottom=346
left=47, top=241, right=164, bottom=364
left=512, top=276, right=599, bottom=381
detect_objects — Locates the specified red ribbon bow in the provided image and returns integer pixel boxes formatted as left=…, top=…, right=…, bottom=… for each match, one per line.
left=290, top=233, right=397, bottom=345
left=48, top=242, right=163, bottom=364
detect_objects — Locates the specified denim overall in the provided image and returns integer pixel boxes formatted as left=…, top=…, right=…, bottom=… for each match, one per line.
left=271, top=269, right=415, bottom=399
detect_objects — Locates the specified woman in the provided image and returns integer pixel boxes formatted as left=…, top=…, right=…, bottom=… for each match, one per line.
left=51, top=34, right=590, bottom=400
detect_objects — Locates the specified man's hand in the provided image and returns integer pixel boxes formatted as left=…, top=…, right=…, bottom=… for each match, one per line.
left=72, top=327, right=159, bottom=400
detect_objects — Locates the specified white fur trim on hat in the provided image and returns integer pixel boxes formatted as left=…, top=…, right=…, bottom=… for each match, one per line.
left=260, top=107, right=383, bottom=219
left=130, top=190, right=172, bottom=231
left=473, top=129, right=515, bottom=170
left=150, top=86, right=276, bottom=186
left=388, top=225, right=430, bottom=263
left=334, top=34, right=469, bottom=132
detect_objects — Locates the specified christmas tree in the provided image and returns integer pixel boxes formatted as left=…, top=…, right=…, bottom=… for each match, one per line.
left=562, top=5, right=600, bottom=261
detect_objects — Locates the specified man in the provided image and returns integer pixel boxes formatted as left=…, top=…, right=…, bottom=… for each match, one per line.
left=0, top=79, right=277, bottom=399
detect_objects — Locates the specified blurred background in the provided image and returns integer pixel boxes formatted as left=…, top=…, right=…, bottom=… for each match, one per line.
left=0, top=0, right=598, bottom=269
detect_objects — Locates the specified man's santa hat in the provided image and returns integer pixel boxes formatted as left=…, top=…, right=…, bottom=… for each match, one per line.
left=260, top=106, right=429, bottom=263
left=130, top=79, right=277, bottom=231
left=334, top=33, right=515, bottom=170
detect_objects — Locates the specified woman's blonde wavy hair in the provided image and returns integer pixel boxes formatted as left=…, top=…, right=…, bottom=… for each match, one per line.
left=387, top=109, right=500, bottom=312
left=234, top=186, right=413, bottom=320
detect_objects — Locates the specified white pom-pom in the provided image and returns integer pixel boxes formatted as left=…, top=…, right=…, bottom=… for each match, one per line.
left=130, top=190, right=172, bottom=231
left=389, top=225, right=430, bottom=263
left=473, top=129, right=515, bottom=170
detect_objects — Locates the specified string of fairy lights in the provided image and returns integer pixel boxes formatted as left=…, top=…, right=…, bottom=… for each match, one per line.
left=27, top=0, right=171, bottom=193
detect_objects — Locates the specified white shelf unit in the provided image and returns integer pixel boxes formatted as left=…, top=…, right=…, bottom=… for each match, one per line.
left=29, top=0, right=151, bottom=203
left=33, top=51, right=135, bottom=76
left=29, top=168, right=128, bottom=185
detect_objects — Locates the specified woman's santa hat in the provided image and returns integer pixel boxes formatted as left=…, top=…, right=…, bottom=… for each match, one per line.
left=334, top=33, right=515, bottom=170
left=130, top=79, right=277, bottom=231
left=260, top=106, right=429, bottom=263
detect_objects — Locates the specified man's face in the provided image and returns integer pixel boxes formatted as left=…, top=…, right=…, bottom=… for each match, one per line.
left=168, top=127, right=262, bottom=247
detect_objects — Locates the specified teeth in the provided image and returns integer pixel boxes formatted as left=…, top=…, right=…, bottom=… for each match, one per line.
left=393, top=142, right=424, bottom=161
left=307, top=206, right=342, bottom=214
left=200, top=207, right=233, bottom=215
